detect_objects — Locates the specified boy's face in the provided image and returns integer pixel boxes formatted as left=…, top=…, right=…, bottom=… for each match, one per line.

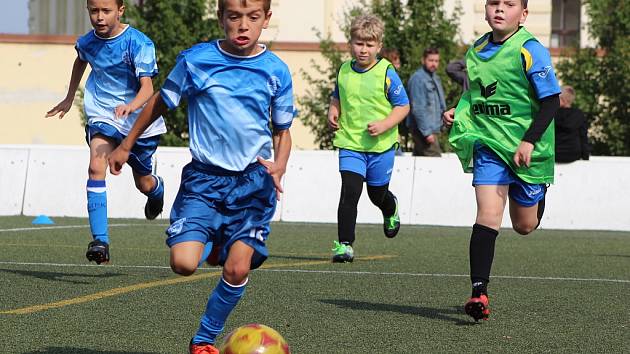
left=485, top=0, right=528, bottom=36
left=350, top=38, right=382, bottom=69
left=422, top=53, right=440, bottom=73
left=87, top=0, right=124, bottom=38
left=218, top=0, right=271, bottom=56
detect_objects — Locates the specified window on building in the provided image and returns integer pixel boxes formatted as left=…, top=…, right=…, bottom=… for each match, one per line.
left=551, top=0, right=581, bottom=48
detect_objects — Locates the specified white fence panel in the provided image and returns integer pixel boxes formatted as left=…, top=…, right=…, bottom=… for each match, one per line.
left=0, top=147, right=29, bottom=215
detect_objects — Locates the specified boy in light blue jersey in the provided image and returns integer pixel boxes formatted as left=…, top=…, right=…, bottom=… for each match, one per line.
left=46, top=0, right=165, bottom=265
left=108, top=1, right=292, bottom=352
left=328, top=14, right=410, bottom=263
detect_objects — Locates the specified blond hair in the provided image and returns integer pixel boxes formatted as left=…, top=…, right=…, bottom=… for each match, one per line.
left=218, top=0, right=271, bottom=17
left=350, top=14, right=384, bottom=43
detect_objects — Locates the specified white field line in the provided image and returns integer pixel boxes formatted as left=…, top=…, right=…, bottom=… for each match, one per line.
left=0, top=224, right=169, bottom=233
left=0, top=261, right=628, bottom=284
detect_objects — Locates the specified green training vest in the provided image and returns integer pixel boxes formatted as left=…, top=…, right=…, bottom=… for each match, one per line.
left=449, top=27, right=555, bottom=184
left=333, top=59, right=397, bottom=152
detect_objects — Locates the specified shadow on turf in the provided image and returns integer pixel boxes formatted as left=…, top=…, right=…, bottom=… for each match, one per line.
left=269, top=253, right=329, bottom=261
left=21, top=349, right=156, bottom=354
left=0, top=268, right=124, bottom=285
left=321, top=299, right=475, bottom=326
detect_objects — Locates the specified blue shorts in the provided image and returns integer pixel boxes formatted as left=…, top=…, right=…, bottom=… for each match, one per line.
left=473, top=144, right=546, bottom=207
left=86, top=121, right=159, bottom=176
left=339, top=147, right=396, bottom=186
left=165, top=160, right=276, bottom=270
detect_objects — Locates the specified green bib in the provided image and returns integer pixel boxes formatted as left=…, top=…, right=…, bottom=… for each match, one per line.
left=333, top=59, right=397, bottom=152
left=449, top=27, right=554, bottom=184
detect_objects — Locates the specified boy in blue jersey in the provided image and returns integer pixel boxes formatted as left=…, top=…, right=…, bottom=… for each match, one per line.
left=328, top=14, right=410, bottom=263
left=108, top=0, right=292, bottom=352
left=443, top=0, right=561, bottom=321
left=46, top=0, right=165, bottom=265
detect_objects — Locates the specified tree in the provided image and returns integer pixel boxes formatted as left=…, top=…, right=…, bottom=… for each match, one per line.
left=556, top=0, right=630, bottom=155
left=124, top=0, right=223, bottom=146
left=298, top=0, right=462, bottom=150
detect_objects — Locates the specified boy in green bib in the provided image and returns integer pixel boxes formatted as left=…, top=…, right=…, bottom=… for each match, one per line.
left=328, top=14, right=410, bottom=263
left=443, top=0, right=561, bottom=321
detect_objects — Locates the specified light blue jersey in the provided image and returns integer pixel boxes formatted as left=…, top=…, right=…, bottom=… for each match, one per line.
left=160, top=40, right=294, bottom=171
left=76, top=25, right=166, bottom=138
left=474, top=33, right=561, bottom=99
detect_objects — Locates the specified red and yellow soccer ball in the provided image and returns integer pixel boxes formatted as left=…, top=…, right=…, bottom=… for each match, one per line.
left=220, top=324, right=291, bottom=354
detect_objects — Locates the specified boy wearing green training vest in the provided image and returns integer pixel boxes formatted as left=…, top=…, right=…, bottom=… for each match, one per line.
left=443, top=0, right=561, bottom=321
left=327, top=14, right=410, bottom=263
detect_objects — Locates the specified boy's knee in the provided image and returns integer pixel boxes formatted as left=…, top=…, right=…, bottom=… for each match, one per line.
left=170, top=259, right=198, bottom=276
left=512, top=222, right=536, bottom=235
left=135, top=175, right=155, bottom=194
left=222, top=263, right=250, bottom=285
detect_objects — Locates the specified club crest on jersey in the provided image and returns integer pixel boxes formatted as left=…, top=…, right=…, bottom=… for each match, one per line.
left=122, top=50, right=132, bottom=65
left=167, top=218, right=186, bottom=236
left=267, top=76, right=281, bottom=95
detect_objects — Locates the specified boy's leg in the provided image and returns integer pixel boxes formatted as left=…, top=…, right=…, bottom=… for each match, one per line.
left=333, top=171, right=363, bottom=262
left=508, top=183, right=548, bottom=235
left=86, top=135, right=115, bottom=264
left=365, top=147, right=399, bottom=238
left=465, top=185, right=507, bottom=321
left=191, top=241, right=253, bottom=346
left=128, top=136, right=164, bottom=220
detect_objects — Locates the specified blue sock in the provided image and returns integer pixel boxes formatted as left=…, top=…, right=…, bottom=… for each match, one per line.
left=144, top=175, right=164, bottom=200
left=87, top=179, right=108, bottom=244
left=192, top=277, right=247, bottom=344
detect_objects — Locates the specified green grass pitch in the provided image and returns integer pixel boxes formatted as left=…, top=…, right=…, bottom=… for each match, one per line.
left=0, top=216, right=628, bottom=353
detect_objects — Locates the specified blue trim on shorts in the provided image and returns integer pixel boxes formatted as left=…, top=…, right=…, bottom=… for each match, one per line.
left=338, top=147, right=396, bottom=186
left=473, top=144, right=546, bottom=207
left=85, top=121, right=159, bottom=176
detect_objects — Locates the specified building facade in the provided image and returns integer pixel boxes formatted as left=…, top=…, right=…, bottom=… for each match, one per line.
left=1, top=0, right=589, bottom=148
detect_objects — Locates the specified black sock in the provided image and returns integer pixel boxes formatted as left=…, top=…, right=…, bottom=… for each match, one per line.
left=367, top=184, right=396, bottom=217
left=338, top=172, right=363, bottom=245
left=535, top=186, right=548, bottom=229
left=470, top=223, right=499, bottom=296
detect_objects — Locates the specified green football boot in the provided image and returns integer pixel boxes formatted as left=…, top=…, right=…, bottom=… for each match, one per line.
left=332, top=241, right=354, bottom=263
left=383, top=196, right=400, bottom=238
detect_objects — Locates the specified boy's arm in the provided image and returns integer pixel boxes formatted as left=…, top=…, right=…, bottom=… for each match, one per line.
left=367, top=104, right=410, bottom=136
left=328, top=97, right=341, bottom=130
left=45, top=56, right=87, bottom=119
left=109, top=92, right=168, bottom=175
left=257, top=128, right=292, bottom=200
left=115, top=76, right=155, bottom=118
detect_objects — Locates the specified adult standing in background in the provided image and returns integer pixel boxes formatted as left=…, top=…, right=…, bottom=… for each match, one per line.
left=555, top=85, right=589, bottom=163
left=406, top=48, right=446, bottom=156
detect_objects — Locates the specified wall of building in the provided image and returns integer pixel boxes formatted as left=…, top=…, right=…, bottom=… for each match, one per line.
left=2, top=146, right=628, bottom=231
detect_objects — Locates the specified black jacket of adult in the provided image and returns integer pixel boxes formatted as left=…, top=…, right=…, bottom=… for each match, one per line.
left=554, top=107, right=590, bottom=163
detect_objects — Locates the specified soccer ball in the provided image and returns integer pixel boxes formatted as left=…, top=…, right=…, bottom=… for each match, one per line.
left=220, top=323, right=291, bottom=354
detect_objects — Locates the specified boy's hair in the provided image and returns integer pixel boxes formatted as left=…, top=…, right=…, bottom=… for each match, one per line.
left=423, top=47, right=440, bottom=58
left=350, top=14, right=384, bottom=43
left=487, top=0, right=528, bottom=8
left=560, top=85, right=576, bottom=105
left=87, top=0, right=124, bottom=7
left=218, top=0, right=271, bottom=17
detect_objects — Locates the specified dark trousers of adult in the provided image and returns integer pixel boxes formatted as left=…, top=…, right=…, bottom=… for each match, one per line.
left=337, top=171, right=397, bottom=245
left=411, top=129, right=442, bottom=157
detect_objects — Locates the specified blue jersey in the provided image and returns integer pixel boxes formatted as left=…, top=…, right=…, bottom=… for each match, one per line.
left=160, top=40, right=294, bottom=171
left=332, top=62, right=409, bottom=107
left=473, top=33, right=561, bottom=99
left=76, top=25, right=166, bottom=138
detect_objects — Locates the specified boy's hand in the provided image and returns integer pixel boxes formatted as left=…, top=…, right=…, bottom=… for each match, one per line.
left=256, top=156, right=285, bottom=201
left=115, top=104, right=133, bottom=119
left=513, top=141, right=534, bottom=168
left=328, top=112, right=339, bottom=131
left=367, top=120, right=389, bottom=136
left=108, top=145, right=131, bottom=176
left=45, top=98, right=73, bottom=119
left=442, top=108, right=455, bottom=127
